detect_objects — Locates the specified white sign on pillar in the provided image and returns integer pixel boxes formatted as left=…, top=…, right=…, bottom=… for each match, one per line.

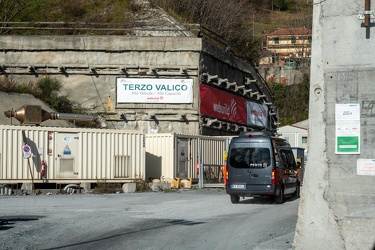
left=335, top=103, right=360, bottom=154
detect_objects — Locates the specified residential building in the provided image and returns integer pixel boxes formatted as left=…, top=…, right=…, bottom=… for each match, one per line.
left=261, top=27, right=312, bottom=65
left=278, top=120, right=308, bottom=152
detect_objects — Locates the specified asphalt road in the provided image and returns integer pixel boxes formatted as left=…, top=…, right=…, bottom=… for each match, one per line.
left=0, top=188, right=299, bottom=250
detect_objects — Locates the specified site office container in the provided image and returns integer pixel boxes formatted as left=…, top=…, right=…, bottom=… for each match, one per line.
left=0, top=125, right=145, bottom=184
left=145, top=133, right=230, bottom=182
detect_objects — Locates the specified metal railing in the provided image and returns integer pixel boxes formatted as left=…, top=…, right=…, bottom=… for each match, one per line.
left=202, top=164, right=223, bottom=184
left=0, top=21, right=198, bottom=34
left=0, top=21, right=231, bottom=52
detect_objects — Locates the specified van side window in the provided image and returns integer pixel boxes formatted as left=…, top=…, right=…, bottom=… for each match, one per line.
left=279, top=150, right=288, bottom=163
left=279, top=149, right=296, bottom=169
left=286, top=151, right=297, bottom=169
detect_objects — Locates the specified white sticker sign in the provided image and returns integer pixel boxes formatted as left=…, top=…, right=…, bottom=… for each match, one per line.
left=335, top=103, right=360, bottom=120
left=335, top=103, right=360, bottom=154
left=357, top=159, right=375, bottom=176
left=22, top=144, right=32, bottom=159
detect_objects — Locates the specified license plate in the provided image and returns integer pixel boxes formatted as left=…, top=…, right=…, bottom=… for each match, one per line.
left=231, top=184, right=246, bottom=189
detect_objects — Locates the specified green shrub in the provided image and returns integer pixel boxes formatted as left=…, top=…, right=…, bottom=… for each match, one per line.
left=93, top=180, right=122, bottom=194
left=135, top=179, right=151, bottom=192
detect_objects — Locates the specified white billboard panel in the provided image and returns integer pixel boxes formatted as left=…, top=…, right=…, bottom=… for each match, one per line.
left=246, top=101, right=269, bottom=128
left=116, top=78, right=193, bottom=103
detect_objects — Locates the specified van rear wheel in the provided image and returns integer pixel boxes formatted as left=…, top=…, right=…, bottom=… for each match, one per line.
left=230, top=195, right=240, bottom=204
left=276, top=187, right=284, bottom=204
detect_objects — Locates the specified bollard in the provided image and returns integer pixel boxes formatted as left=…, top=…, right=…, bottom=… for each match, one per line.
left=4, top=187, right=8, bottom=195
left=0, top=187, right=3, bottom=195
left=8, top=188, right=12, bottom=195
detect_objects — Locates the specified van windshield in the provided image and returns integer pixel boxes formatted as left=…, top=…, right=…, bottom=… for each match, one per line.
left=229, top=148, right=271, bottom=168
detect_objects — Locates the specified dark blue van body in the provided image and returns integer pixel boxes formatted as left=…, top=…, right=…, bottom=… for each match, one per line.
left=226, top=132, right=300, bottom=204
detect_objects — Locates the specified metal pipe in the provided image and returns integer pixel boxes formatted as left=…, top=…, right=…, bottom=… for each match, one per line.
left=55, top=113, right=95, bottom=121
left=52, top=113, right=108, bottom=128
left=4, top=105, right=108, bottom=128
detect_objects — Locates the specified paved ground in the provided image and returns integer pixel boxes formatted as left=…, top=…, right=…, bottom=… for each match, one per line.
left=0, top=188, right=299, bottom=250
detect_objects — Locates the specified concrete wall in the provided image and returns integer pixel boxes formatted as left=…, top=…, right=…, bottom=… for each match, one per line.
left=294, top=1, right=375, bottom=249
left=0, top=35, right=273, bottom=135
left=0, top=36, right=202, bottom=134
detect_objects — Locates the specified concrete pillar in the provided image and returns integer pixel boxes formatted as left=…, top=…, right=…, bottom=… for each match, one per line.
left=81, top=183, right=91, bottom=193
left=294, top=1, right=375, bottom=249
left=21, top=183, right=33, bottom=193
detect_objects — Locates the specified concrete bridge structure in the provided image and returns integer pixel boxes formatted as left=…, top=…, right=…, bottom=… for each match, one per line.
left=0, top=33, right=276, bottom=136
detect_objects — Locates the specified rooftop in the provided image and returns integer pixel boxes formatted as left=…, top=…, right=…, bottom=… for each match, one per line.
left=268, top=28, right=312, bottom=36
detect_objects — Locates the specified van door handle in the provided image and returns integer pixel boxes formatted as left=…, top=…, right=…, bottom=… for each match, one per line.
left=251, top=174, right=258, bottom=177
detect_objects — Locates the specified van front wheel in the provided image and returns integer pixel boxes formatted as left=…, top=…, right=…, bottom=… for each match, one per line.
left=230, top=195, right=240, bottom=204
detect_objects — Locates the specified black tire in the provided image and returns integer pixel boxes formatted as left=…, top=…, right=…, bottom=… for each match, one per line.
left=294, top=183, right=301, bottom=198
left=276, top=187, right=284, bottom=204
left=230, top=195, right=240, bottom=204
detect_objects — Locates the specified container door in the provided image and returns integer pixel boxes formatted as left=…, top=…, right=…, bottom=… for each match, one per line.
left=177, top=138, right=188, bottom=178
left=55, top=133, right=80, bottom=178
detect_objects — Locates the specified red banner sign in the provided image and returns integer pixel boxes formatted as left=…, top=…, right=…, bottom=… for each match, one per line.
left=200, top=84, right=247, bottom=124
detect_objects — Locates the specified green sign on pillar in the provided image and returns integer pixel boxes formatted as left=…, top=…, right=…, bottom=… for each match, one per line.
left=337, top=136, right=359, bottom=153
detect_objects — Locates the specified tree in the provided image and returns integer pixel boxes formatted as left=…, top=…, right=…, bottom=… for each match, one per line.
left=270, top=75, right=309, bottom=125
left=151, top=0, right=262, bottom=64
left=0, top=0, right=37, bottom=34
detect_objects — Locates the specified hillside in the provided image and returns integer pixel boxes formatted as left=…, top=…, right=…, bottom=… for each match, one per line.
left=1, top=0, right=313, bottom=63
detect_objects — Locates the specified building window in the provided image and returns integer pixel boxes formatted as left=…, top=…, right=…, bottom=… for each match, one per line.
left=274, top=37, right=279, bottom=44
left=302, top=136, right=308, bottom=144
left=291, top=36, right=296, bottom=44
left=308, top=36, right=312, bottom=43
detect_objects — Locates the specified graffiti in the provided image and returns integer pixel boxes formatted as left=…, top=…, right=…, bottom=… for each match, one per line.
left=361, top=100, right=375, bottom=117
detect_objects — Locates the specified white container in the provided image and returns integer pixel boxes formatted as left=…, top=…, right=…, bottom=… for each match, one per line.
left=0, top=125, right=145, bottom=184
left=145, top=133, right=230, bottom=180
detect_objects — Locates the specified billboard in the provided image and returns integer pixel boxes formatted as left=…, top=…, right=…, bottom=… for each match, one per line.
left=246, top=101, right=269, bottom=128
left=116, top=78, right=193, bottom=103
left=199, top=84, right=247, bottom=124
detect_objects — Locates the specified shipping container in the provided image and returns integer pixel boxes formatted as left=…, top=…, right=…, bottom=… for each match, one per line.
left=0, top=125, right=145, bottom=185
left=145, top=133, right=230, bottom=183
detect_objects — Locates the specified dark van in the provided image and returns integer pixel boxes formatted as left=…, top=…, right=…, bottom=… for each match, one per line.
left=225, top=131, right=300, bottom=204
